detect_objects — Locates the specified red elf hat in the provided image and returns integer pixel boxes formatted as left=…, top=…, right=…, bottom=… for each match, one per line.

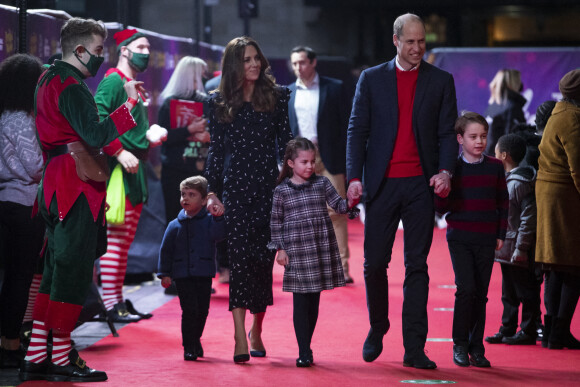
left=113, top=28, right=146, bottom=52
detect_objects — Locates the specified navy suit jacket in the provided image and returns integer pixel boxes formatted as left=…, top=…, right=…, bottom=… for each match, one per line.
left=288, top=76, right=348, bottom=175
left=346, top=58, right=458, bottom=202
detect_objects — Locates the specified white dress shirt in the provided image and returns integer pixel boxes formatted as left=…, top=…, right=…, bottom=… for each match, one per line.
left=294, top=73, right=320, bottom=144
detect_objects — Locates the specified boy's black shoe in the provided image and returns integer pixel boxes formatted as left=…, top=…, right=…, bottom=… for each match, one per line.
left=403, top=351, right=437, bottom=369
left=46, top=349, right=107, bottom=382
left=503, top=331, right=536, bottom=345
left=19, top=359, right=49, bottom=381
left=484, top=332, right=505, bottom=344
left=196, top=341, right=204, bottom=358
left=184, top=349, right=197, bottom=361
left=469, top=353, right=491, bottom=368
left=452, top=345, right=469, bottom=367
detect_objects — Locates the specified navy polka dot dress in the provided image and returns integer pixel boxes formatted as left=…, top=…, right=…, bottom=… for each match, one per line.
left=205, top=87, right=293, bottom=313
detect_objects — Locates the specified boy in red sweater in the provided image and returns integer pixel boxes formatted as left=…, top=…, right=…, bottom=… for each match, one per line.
left=435, top=112, right=508, bottom=368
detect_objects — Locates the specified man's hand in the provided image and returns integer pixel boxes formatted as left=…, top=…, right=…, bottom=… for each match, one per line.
left=123, top=80, right=146, bottom=101
left=347, top=180, right=363, bottom=205
left=430, top=172, right=451, bottom=198
left=206, top=195, right=224, bottom=216
left=116, top=149, right=139, bottom=174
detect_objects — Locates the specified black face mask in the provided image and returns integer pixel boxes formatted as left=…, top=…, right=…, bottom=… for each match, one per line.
left=74, top=47, right=104, bottom=77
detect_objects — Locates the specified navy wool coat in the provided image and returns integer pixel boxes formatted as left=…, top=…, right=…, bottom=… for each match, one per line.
left=157, top=207, right=226, bottom=279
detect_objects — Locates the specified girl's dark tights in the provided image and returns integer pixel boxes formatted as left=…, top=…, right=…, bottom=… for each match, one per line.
left=293, top=292, right=321, bottom=357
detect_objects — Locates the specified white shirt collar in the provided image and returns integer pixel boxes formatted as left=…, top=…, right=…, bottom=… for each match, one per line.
left=296, top=73, right=320, bottom=89
left=460, top=152, right=485, bottom=164
left=395, top=55, right=420, bottom=72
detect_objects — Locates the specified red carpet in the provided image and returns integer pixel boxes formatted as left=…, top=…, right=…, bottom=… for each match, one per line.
left=23, top=220, right=580, bottom=386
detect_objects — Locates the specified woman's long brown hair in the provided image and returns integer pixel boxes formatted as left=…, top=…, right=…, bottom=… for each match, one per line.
left=214, top=36, right=278, bottom=123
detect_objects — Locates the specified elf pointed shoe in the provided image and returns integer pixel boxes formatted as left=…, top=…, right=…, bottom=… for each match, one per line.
left=107, top=302, right=142, bottom=323
left=46, top=349, right=107, bottom=382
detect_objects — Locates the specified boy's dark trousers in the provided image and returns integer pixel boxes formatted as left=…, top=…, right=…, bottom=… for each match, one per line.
left=175, top=276, right=213, bottom=351
left=499, top=263, right=541, bottom=337
left=293, top=292, right=321, bottom=357
left=448, top=241, right=495, bottom=354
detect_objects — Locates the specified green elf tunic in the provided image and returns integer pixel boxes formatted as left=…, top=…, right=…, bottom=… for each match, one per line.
left=94, top=68, right=149, bottom=205
left=34, top=60, right=137, bottom=332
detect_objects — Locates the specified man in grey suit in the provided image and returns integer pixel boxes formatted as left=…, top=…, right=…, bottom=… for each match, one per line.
left=288, top=46, right=353, bottom=282
left=347, top=13, right=458, bottom=368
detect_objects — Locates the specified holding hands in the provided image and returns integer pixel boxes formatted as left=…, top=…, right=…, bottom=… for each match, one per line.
left=430, top=172, right=451, bottom=198
left=206, top=194, right=225, bottom=216
left=347, top=180, right=363, bottom=207
left=276, top=250, right=289, bottom=266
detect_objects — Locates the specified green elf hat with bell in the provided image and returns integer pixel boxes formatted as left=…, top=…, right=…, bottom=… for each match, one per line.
left=113, top=28, right=146, bottom=53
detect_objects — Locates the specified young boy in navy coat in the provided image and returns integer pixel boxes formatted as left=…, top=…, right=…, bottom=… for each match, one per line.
left=157, top=176, right=226, bottom=361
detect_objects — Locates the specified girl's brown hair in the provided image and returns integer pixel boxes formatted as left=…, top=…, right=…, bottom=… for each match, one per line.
left=277, top=137, right=317, bottom=185
left=214, top=36, right=278, bottom=123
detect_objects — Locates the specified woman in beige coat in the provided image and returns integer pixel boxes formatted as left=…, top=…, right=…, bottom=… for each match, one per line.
left=536, top=69, right=580, bottom=350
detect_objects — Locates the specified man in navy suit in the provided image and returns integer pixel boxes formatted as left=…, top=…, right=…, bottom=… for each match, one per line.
left=288, top=46, right=353, bottom=282
left=347, top=13, right=458, bottom=368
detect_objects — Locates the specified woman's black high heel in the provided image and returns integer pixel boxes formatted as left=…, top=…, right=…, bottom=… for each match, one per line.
left=248, top=331, right=266, bottom=357
left=233, top=353, right=250, bottom=363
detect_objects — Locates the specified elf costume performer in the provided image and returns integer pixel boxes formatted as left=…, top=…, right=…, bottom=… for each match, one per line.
left=94, top=28, right=160, bottom=322
left=20, top=18, right=142, bottom=382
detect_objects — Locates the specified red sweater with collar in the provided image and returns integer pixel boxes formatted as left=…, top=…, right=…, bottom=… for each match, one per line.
left=385, top=68, right=423, bottom=178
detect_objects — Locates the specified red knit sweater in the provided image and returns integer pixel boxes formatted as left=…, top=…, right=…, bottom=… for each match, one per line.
left=385, top=68, right=423, bottom=178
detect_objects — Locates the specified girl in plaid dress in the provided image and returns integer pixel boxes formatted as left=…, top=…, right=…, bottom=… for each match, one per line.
left=270, top=137, right=353, bottom=367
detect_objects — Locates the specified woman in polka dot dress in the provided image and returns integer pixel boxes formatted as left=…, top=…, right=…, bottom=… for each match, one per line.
left=205, top=36, right=293, bottom=363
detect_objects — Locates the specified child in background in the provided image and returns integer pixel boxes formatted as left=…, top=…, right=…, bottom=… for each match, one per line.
left=485, top=134, right=539, bottom=346
left=157, top=176, right=225, bottom=361
left=435, top=112, right=508, bottom=368
left=269, top=137, right=355, bottom=368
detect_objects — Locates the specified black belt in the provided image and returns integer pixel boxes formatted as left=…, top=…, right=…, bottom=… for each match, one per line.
left=46, top=144, right=69, bottom=159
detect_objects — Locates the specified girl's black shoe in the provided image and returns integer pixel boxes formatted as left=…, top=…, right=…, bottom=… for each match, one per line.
left=296, top=355, right=311, bottom=368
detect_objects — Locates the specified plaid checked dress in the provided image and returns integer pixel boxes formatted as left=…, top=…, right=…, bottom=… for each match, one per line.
left=270, top=175, right=347, bottom=293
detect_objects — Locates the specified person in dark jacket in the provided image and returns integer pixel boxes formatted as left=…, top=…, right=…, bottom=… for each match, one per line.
left=485, top=134, right=540, bottom=346
left=157, top=176, right=226, bottom=361
left=484, top=69, right=527, bottom=155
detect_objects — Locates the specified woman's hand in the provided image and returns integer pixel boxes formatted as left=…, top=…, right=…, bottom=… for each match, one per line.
left=187, top=116, right=207, bottom=134
left=187, top=130, right=210, bottom=143
left=276, top=250, right=289, bottom=266
left=207, top=194, right=224, bottom=216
